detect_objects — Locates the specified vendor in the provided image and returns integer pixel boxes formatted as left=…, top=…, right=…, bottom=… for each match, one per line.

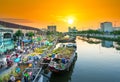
left=24, top=71, right=29, bottom=82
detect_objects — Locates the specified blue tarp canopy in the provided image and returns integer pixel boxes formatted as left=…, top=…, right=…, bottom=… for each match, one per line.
left=15, top=67, right=21, bottom=73
left=45, top=41, right=53, bottom=46
left=14, top=57, right=21, bottom=63
left=22, top=39, right=31, bottom=43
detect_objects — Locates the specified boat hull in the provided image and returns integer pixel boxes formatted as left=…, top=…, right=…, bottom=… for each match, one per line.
left=49, top=51, right=77, bottom=73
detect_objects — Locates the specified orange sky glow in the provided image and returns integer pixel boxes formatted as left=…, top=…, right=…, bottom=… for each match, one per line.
left=0, top=0, right=120, bottom=32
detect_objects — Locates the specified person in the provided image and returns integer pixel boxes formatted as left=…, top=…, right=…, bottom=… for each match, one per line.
left=31, top=75, right=35, bottom=80
left=24, top=71, right=29, bottom=82
left=8, top=80, right=12, bottom=82
left=51, top=54, right=55, bottom=58
left=34, top=56, right=38, bottom=61
left=10, top=75, right=15, bottom=82
left=16, top=53, right=18, bottom=58
left=6, top=58, right=9, bottom=63
left=61, top=58, right=66, bottom=64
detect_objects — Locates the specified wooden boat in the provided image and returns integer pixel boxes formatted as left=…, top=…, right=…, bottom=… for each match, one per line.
left=58, top=35, right=75, bottom=43
left=58, top=37, right=75, bottom=43
left=48, top=43, right=77, bottom=73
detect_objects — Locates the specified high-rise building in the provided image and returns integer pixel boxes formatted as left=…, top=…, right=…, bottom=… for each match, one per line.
left=100, top=22, right=113, bottom=32
left=47, top=25, right=56, bottom=32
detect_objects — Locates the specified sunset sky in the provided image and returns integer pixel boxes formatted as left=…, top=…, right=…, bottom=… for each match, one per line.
left=0, top=0, right=120, bottom=32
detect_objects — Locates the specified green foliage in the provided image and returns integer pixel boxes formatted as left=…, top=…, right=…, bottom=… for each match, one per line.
left=26, top=32, right=34, bottom=38
left=13, top=34, right=17, bottom=41
left=46, top=31, right=54, bottom=35
left=111, top=31, right=120, bottom=35
left=15, top=30, right=24, bottom=37
left=52, top=47, right=74, bottom=57
left=78, top=30, right=103, bottom=34
left=0, top=68, right=18, bottom=82
left=14, top=30, right=24, bottom=41
left=47, top=35, right=55, bottom=42
left=0, top=78, right=2, bottom=82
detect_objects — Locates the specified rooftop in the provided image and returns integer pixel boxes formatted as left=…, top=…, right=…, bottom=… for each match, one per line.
left=0, top=25, right=13, bottom=32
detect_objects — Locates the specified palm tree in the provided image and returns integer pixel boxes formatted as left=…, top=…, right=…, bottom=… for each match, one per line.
left=14, top=30, right=23, bottom=41
left=14, top=30, right=23, bottom=48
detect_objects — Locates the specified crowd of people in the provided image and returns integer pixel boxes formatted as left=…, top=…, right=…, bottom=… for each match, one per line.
left=0, top=42, right=42, bottom=82
left=0, top=37, right=57, bottom=82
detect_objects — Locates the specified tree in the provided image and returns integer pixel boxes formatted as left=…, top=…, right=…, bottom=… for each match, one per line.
left=46, top=31, right=54, bottom=35
left=26, top=32, right=35, bottom=40
left=78, top=30, right=103, bottom=35
left=14, top=30, right=24, bottom=47
left=111, top=30, right=120, bottom=35
left=14, top=30, right=24, bottom=40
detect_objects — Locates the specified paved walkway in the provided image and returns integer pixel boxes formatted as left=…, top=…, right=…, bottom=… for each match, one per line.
left=0, top=63, right=17, bottom=76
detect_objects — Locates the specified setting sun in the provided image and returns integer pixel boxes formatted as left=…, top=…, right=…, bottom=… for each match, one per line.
left=68, top=19, right=74, bottom=24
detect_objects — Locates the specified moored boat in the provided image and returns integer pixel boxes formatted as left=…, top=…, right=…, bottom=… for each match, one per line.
left=58, top=35, right=75, bottom=43
left=48, top=43, right=77, bottom=73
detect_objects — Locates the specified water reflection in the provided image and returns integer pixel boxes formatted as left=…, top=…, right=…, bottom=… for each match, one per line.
left=78, top=37, right=120, bottom=50
left=102, top=40, right=113, bottom=48
left=50, top=56, right=77, bottom=82
left=74, top=38, right=120, bottom=82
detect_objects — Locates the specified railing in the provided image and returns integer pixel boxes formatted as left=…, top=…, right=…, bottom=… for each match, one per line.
left=32, top=67, right=43, bottom=82
left=32, top=37, right=58, bottom=82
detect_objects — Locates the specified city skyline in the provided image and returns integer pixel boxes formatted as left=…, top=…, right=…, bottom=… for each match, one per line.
left=0, top=0, right=120, bottom=32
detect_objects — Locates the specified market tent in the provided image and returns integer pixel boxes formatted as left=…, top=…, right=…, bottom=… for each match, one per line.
left=45, top=41, right=49, bottom=45
left=22, top=39, right=31, bottom=43
left=14, top=57, right=21, bottom=63
left=37, top=37, right=42, bottom=41
left=15, top=67, right=21, bottom=73
left=45, top=40, right=53, bottom=46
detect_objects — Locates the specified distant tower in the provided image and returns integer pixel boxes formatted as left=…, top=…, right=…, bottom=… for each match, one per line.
left=100, top=22, right=113, bottom=33
left=47, top=25, right=56, bottom=32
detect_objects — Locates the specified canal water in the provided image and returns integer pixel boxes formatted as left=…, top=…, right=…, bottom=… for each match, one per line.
left=49, top=37, right=120, bottom=82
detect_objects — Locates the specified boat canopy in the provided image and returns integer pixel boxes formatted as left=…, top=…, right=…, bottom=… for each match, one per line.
left=22, top=39, right=31, bottom=43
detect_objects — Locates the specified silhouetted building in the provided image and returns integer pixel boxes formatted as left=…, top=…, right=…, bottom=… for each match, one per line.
left=100, top=22, right=113, bottom=33
left=47, top=25, right=56, bottom=32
